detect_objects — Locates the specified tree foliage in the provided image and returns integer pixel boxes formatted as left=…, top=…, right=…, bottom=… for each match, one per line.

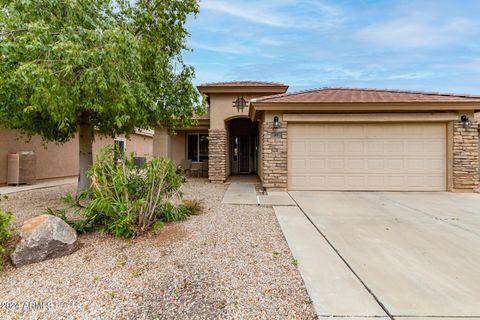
left=0, top=0, right=204, bottom=142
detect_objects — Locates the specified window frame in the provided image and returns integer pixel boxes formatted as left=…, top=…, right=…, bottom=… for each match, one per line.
left=186, top=133, right=208, bottom=163
left=114, top=138, right=127, bottom=153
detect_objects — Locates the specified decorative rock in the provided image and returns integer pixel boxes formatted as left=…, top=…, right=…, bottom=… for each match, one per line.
left=11, top=214, right=78, bottom=267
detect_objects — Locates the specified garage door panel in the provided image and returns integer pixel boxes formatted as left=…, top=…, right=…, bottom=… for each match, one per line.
left=309, top=141, right=326, bottom=153
left=385, top=141, right=403, bottom=153
left=367, top=141, right=385, bottom=153
left=288, top=123, right=446, bottom=191
left=347, top=159, right=365, bottom=169
left=346, top=141, right=365, bottom=153
left=310, top=159, right=326, bottom=169
left=326, top=141, right=345, bottom=152
left=425, top=141, right=445, bottom=153
left=291, top=159, right=307, bottom=170
left=290, top=140, right=306, bottom=153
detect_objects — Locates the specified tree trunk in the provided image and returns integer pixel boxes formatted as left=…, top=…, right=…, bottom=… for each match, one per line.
left=78, top=114, right=93, bottom=195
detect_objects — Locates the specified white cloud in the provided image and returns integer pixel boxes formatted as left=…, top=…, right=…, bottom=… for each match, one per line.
left=356, top=17, right=476, bottom=49
left=201, top=0, right=287, bottom=27
left=189, top=40, right=251, bottom=55
left=200, top=0, right=344, bottom=29
left=383, top=72, right=436, bottom=80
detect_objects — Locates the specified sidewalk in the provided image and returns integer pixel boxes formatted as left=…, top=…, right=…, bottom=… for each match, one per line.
left=0, top=177, right=77, bottom=195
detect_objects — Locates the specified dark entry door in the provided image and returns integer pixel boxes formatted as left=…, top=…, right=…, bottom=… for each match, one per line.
left=231, top=135, right=255, bottom=174
left=239, top=136, right=250, bottom=173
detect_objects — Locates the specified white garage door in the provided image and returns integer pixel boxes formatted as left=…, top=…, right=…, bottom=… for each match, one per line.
left=288, top=123, right=447, bottom=191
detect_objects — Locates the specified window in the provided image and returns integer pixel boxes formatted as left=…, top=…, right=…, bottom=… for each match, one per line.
left=114, top=138, right=126, bottom=153
left=187, top=133, right=208, bottom=162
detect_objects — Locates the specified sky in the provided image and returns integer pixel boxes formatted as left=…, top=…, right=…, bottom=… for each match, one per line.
left=184, top=0, right=480, bottom=94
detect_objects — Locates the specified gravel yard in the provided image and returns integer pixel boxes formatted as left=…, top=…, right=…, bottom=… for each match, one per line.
left=0, top=180, right=316, bottom=319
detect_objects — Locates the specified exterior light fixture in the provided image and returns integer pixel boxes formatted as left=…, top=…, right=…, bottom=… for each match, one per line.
left=273, top=116, right=281, bottom=128
left=461, top=115, right=472, bottom=128
left=232, top=96, right=247, bottom=112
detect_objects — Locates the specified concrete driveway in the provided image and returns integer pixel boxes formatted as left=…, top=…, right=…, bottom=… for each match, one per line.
left=275, top=191, right=480, bottom=319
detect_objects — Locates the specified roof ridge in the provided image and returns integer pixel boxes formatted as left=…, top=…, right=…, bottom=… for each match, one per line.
left=253, top=86, right=480, bottom=102
left=253, top=86, right=330, bottom=102
left=324, top=87, right=480, bottom=99
left=198, top=80, right=287, bottom=87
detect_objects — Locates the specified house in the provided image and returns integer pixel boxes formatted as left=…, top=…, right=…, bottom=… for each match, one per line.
left=0, top=129, right=153, bottom=185
left=154, top=81, right=480, bottom=192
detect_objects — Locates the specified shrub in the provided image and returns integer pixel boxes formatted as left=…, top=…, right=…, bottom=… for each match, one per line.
left=52, top=146, right=187, bottom=238
left=181, top=199, right=203, bottom=215
left=0, top=210, right=13, bottom=270
left=159, top=201, right=190, bottom=222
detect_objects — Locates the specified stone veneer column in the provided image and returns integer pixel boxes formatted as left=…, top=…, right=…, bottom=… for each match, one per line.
left=262, top=120, right=288, bottom=190
left=208, top=129, right=227, bottom=183
left=453, top=120, right=479, bottom=190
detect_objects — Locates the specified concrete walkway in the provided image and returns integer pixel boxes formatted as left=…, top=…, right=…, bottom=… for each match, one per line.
left=258, top=191, right=296, bottom=206
left=0, top=177, right=77, bottom=195
left=222, top=183, right=258, bottom=205
left=280, top=191, right=480, bottom=319
left=274, top=205, right=387, bottom=317
left=222, top=182, right=296, bottom=206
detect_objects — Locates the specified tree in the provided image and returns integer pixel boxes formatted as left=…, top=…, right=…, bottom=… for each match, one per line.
left=0, top=0, right=204, bottom=192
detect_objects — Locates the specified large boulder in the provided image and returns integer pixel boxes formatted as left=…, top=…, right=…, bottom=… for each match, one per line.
left=11, top=214, right=78, bottom=267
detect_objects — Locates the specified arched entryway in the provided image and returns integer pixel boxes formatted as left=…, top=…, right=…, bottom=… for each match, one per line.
left=226, top=118, right=258, bottom=175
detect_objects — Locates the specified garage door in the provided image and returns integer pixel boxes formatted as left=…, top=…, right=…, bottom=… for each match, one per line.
left=288, top=123, right=447, bottom=191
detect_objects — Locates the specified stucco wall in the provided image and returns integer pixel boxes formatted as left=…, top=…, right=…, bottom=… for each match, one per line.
left=170, top=132, right=186, bottom=165
left=0, top=129, right=152, bottom=184
left=209, top=93, right=274, bottom=130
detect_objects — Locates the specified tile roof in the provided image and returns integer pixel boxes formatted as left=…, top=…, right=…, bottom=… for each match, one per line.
left=198, top=81, right=287, bottom=87
left=252, top=87, right=480, bottom=103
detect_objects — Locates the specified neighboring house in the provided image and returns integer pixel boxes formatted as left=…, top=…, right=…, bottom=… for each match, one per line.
left=154, top=81, right=480, bottom=192
left=0, top=129, right=153, bottom=185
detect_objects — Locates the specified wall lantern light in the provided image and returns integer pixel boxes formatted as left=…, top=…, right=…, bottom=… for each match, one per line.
left=233, top=96, right=247, bottom=112
left=273, top=116, right=281, bottom=129
left=461, top=115, right=472, bottom=128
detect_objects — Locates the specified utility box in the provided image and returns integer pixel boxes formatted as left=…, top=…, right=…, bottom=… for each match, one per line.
left=7, top=151, right=36, bottom=185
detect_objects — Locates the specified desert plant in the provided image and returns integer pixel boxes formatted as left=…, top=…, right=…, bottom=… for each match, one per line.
left=159, top=202, right=190, bottom=223
left=0, top=210, right=13, bottom=270
left=180, top=199, right=203, bottom=216
left=53, top=146, right=185, bottom=238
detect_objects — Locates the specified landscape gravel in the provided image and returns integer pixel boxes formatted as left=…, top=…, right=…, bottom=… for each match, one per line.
left=0, top=180, right=317, bottom=319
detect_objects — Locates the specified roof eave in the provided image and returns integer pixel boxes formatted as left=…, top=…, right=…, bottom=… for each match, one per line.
left=249, top=101, right=480, bottom=120
left=197, top=85, right=289, bottom=94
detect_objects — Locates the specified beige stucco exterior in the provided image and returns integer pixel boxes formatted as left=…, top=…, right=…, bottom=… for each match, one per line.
left=151, top=82, right=480, bottom=192
left=153, top=85, right=288, bottom=182
left=0, top=129, right=153, bottom=185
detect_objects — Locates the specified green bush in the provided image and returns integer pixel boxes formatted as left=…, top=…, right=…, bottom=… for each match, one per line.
left=0, top=210, right=13, bottom=270
left=52, top=146, right=189, bottom=238
left=159, top=201, right=190, bottom=222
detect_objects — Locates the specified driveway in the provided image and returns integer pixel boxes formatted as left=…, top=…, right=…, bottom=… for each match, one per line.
left=275, top=191, right=480, bottom=319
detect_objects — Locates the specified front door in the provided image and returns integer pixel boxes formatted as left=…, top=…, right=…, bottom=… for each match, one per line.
left=231, top=135, right=256, bottom=174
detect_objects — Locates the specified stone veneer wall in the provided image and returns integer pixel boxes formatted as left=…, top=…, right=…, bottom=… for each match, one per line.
left=208, top=129, right=227, bottom=183
left=262, top=120, right=288, bottom=189
left=453, top=120, right=479, bottom=190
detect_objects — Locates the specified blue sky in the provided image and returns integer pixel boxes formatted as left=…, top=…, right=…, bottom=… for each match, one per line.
left=184, top=0, right=480, bottom=94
